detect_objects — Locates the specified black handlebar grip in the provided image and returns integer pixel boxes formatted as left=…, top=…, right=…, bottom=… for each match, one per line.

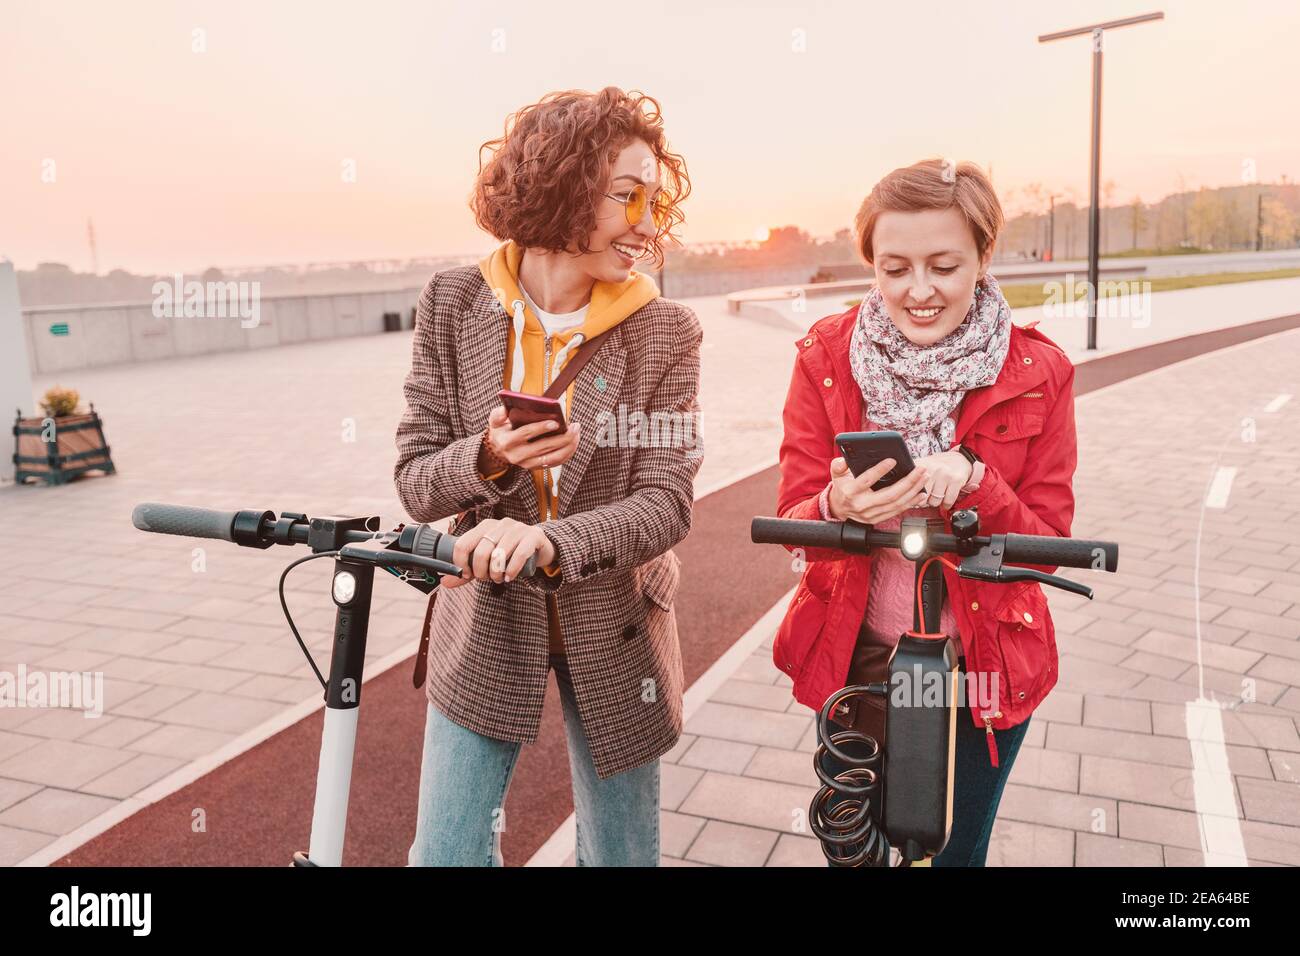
left=751, top=517, right=844, bottom=551
left=410, top=524, right=538, bottom=577
left=132, top=503, right=238, bottom=542
left=1002, top=533, right=1118, bottom=572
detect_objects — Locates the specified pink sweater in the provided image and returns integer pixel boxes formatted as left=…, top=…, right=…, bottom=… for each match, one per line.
left=818, top=413, right=983, bottom=651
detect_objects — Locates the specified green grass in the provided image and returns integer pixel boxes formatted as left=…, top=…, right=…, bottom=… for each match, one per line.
left=1106, top=246, right=1211, bottom=258
left=998, top=267, right=1300, bottom=309
left=846, top=267, right=1300, bottom=311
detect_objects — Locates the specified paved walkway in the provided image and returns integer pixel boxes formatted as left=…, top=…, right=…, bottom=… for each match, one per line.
left=643, top=326, right=1300, bottom=866
left=0, top=291, right=795, bottom=865
left=2, top=287, right=1298, bottom=866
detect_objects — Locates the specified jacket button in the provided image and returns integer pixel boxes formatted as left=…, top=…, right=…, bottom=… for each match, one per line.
left=1023, top=611, right=1034, bottom=624
left=823, top=377, right=833, bottom=387
left=996, top=423, right=1009, bottom=434
left=970, top=601, right=979, bottom=611
left=1023, top=356, right=1033, bottom=365
left=622, top=624, right=636, bottom=640
left=804, top=337, right=813, bottom=347
left=1018, top=691, right=1026, bottom=699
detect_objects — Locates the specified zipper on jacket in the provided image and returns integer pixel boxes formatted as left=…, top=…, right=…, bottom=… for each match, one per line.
left=952, top=568, right=1003, bottom=768
left=980, top=710, right=1004, bottom=767
left=543, top=333, right=564, bottom=653
left=542, top=333, right=557, bottom=521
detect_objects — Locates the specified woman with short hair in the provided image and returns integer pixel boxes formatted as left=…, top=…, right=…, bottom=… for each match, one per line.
left=775, top=158, right=1078, bottom=866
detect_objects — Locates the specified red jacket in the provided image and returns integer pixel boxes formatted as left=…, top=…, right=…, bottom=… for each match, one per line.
left=773, top=305, right=1078, bottom=766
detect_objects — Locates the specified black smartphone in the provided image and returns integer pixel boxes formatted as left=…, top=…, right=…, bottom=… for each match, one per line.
left=835, top=431, right=916, bottom=490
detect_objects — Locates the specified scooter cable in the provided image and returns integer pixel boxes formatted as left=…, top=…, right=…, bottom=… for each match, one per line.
left=277, top=550, right=340, bottom=690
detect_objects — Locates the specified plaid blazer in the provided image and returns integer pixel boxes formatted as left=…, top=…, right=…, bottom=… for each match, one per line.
left=394, top=265, right=704, bottom=778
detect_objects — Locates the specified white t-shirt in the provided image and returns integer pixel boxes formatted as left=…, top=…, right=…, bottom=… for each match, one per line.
left=519, top=287, right=589, bottom=499
left=521, top=287, right=588, bottom=337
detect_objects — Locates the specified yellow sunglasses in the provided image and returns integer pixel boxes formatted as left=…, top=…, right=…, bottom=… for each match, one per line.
left=604, top=183, right=672, bottom=230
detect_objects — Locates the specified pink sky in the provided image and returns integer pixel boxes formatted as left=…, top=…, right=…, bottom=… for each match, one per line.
left=4, top=0, right=1297, bottom=273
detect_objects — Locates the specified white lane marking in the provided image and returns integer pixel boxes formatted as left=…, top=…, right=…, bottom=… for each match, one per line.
left=525, top=587, right=797, bottom=867
left=1184, top=698, right=1249, bottom=866
left=1263, top=393, right=1291, bottom=413
left=1204, top=466, right=1237, bottom=509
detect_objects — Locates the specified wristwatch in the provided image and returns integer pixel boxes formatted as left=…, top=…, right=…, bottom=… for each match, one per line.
left=956, top=444, right=982, bottom=466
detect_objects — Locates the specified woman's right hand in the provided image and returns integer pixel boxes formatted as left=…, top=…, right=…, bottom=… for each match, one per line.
left=826, top=456, right=931, bottom=524
left=479, top=404, right=581, bottom=473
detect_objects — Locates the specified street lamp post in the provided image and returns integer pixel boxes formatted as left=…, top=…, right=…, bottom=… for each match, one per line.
left=1039, top=12, right=1163, bottom=350
left=1048, top=194, right=1059, bottom=262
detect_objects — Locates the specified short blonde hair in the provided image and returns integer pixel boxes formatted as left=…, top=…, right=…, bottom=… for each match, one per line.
left=854, top=159, right=1003, bottom=264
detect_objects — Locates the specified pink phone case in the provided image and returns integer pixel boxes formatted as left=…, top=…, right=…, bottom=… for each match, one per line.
left=499, top=389, right=567, bottom=439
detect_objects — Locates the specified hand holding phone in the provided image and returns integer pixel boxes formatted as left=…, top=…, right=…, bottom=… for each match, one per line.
left=827, top=431, right=931, bottom=523
left=499, top=389, right=567, bottom=438
left=835, top=431, right=915, bottom=488
left=481, top=404, right=580, bottom=474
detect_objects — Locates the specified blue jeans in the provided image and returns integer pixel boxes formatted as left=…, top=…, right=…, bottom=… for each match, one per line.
left=408, top=653, right=661, bottom=866
left=930, top=710, right=1031, bottom=866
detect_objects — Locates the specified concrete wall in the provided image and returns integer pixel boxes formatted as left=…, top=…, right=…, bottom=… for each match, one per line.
left=22, top=287, right=423, bottom=374
left=657, top=265, right=817, bottom=298
left=2, top=262, right=34, bottom=481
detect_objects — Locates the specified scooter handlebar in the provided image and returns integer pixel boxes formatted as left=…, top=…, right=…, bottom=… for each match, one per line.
left=1002, top=533, right=1118, bottom=572
left=750, top=517, right=855, bottom=551
left=132, top=502, right=240, bottom=542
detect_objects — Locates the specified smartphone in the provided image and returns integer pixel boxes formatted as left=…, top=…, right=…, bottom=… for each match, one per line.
left=498, top=389, right=567, bottom=441
left=835, top=431, right=915, bottom=490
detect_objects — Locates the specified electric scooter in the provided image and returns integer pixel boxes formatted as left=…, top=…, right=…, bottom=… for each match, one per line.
left=130, top=501, right=538, bottom=867
left=750, top=508, right=1119, bottom=867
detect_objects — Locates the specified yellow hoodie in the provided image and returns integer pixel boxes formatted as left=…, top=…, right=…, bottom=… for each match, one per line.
left=478, top=240, right=658, bottom=649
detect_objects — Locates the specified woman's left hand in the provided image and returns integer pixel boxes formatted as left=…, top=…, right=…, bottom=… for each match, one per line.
left=910, top=450, right=973, bottom=510
left=442, top=517, right=558, bottom=587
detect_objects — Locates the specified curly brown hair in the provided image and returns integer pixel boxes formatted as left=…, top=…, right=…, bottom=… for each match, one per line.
left=470, top=87, right=690, bottom=266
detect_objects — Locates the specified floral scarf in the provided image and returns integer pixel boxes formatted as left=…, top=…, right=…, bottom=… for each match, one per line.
left=848, top=272, right=1012, bottom=460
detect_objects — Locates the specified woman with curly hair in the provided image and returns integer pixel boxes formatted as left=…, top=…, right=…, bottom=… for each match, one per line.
left=396, top=87, right=700, bottom=867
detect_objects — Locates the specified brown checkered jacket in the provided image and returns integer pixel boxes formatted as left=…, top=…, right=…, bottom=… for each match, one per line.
left=393, top=265, right=703, bottom=778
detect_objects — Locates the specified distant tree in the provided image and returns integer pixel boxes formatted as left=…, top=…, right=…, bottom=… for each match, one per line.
left=1261, top=197, right=1296, bottom=249
left=1189, top=188, right=1227, bottom=249
left=1129, top=196, right=1147, bottom=250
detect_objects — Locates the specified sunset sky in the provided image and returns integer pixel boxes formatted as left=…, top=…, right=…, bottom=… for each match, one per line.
left=4, top=0, right=1297, bottom=274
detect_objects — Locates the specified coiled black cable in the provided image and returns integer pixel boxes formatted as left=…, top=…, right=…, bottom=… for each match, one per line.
left=809, top=685, right=891, bottom=867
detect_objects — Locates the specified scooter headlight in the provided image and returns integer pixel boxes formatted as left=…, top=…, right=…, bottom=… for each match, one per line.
left=332, top=570, right=357, bottom=605
left=901, top=530, right=927, bottom=560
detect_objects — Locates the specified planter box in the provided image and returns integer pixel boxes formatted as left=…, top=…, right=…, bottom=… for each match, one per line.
left=13, top=405, right=116, bottom=485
